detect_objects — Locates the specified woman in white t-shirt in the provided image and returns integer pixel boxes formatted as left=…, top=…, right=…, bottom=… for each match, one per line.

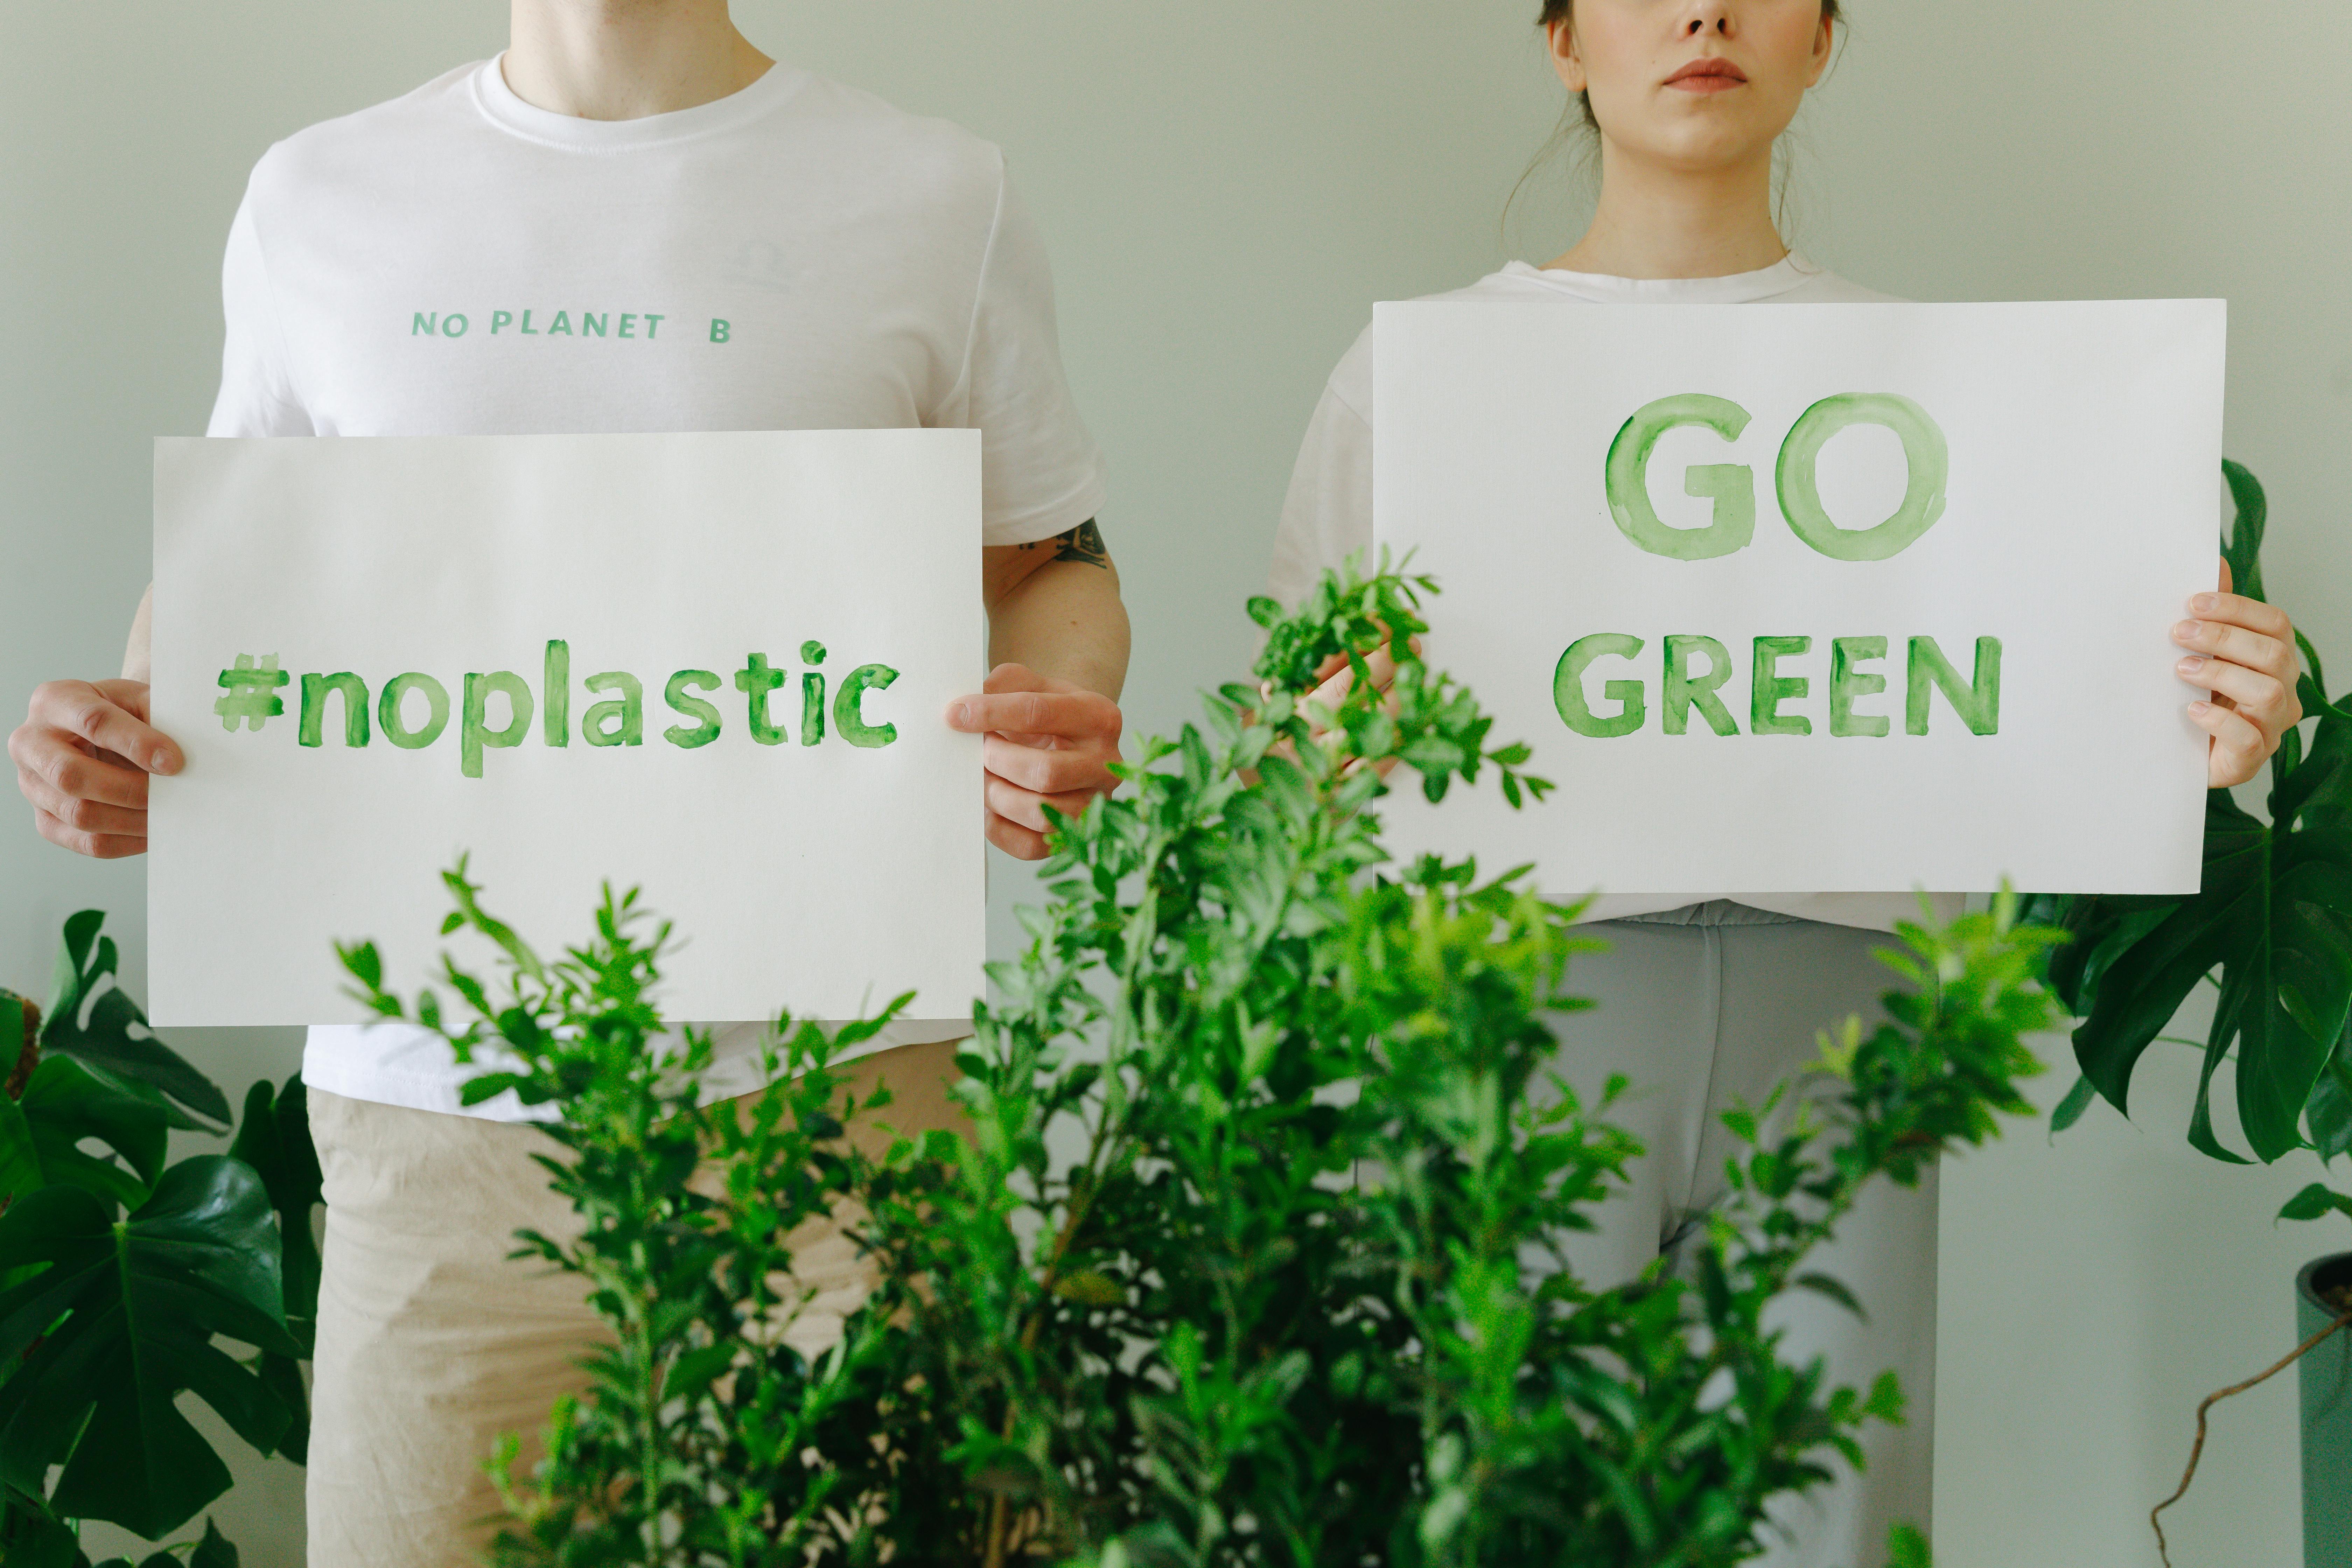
left=1269, top=4, right=2303, bottom=1562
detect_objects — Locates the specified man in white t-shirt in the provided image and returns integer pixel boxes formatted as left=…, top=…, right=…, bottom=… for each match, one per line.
left=7, top=5, right=1128, bottom=1563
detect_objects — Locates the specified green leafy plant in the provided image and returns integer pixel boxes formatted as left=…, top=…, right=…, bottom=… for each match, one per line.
left=350, top=562, right=2050, bottom=1568
left=2029, top=461, right=2352, bottom=1215
left=0, top=912, right=321, bottom=1568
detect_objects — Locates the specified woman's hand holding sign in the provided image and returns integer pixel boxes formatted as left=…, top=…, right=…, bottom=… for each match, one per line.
left=2178, top=557, right=2302, bottom=788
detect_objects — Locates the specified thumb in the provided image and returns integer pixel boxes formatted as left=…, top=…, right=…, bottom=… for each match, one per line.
left=2217, top=554, right=2233, bottom=596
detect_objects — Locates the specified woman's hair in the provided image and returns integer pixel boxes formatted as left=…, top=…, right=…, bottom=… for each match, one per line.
left=1540, top=0, right=1844, bottom=131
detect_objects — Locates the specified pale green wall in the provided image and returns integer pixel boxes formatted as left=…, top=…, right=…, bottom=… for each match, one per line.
left=4, top=3, right=2345, bottom=1564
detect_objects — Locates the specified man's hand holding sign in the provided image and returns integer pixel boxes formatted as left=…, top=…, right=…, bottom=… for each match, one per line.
left=1371, top=299, right=2283, bottom=896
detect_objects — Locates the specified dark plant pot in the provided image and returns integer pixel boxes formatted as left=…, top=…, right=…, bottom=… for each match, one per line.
left=2304, top=1252, right=2352, bottom=1568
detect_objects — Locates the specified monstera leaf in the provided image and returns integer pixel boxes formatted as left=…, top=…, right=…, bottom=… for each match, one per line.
left=2036, top=462, right=2352, bottom=1163
left=42, top=911, right=229, bottom=1130
left=0, top=1157, right=297, bottom=1539
left=227, top=1074, right=322, bottom=1462
left=0, top=1056, right=175, bottom=1214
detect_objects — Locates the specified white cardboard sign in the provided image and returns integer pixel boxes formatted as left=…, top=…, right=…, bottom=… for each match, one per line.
left=1374, top=300, right=2224, bottom=897
left=150, top=430, right=983, bottom=1027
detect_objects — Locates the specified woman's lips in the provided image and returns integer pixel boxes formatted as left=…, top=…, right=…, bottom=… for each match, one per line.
left=1664, top=58, right=1748, bottom=93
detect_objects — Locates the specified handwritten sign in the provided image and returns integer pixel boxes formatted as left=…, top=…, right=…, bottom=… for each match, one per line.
left=150, top=430, right=983, bottom=1026
left=1374, top=300, right=2225, bottom=897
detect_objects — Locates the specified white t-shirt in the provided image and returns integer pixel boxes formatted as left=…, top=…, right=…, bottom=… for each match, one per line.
left=206, top=57, right=1108, bottom=1117
left=1270, top=255, right=1966, bottom=932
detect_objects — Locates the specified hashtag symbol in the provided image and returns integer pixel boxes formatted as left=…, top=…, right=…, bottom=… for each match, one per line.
left=215, top=654, right=289, bottom=732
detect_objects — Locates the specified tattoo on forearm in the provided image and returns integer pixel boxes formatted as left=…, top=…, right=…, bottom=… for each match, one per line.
left=1041, top=519, right=1110, bottom=570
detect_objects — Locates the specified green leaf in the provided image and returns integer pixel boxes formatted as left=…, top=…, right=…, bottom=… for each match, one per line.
left=190, top=1517, right=241, bottom=1568
left=1886, top=1521, right=1934, bottom=1568
left=16, top=1057, right=177, bottom=1212
left=2222, top=458, right=2267, bottom=605
left=42, top=914, right=229, bottom=1129
left=227, top=1075, right=322, bottom=1324
left=1793, top=1272, right=1866, bottom=1320
left=2280, top=1183, right=2352, bottom=1223
left=2074, top=786, right=2352, bottom=1163
left=1052, top=1271, right=1123, bottom=1308
left=2309, top=1029, right=2352, bottom=1162
left=0, top=1157, right=297, bottom=1538
left=2047, top=1074, right=2098, bottom=1137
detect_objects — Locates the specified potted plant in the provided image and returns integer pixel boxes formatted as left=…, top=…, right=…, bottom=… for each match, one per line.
left=2029, top=461, right=2352, bottom=1564
left=0, top=911, right=322, bottom=1568
left=347, top=564, right=2063, bottom=1567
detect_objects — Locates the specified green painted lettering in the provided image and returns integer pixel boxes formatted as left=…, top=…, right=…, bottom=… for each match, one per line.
left=1830, top=636, right=1891, bottom=737
left=582, top=672, right=643, bottom=747
left=461, top=671, right=533, bottom=778
left=491, top=310, right=513, bottom=334
left=834, top=664, right=899, bottom=748
left=441, top=314, right=468, bottom=338
left=543, top=640, right=569, bottom=746
left=379, top=673, right=449, bottom=749
left=518, top=310, right=537, bottom=335
left=549, top=310, right=572, bottom=336
left=1776, top=394, right=1949, bottom=562
left=1661, top=635, right=1739, bottom=736
left=643, top=313, right=663, bottom=339
left=733, top=653, right=789, bottom=744
left=412, top=312, right=437, bottom=336
left=709, top=318, right=731, bottom=344
left=1750, top=636, right=1813, bottom=737
left=1554, top=634, right=1646, bottom=738
left=1605, top=394, right=1755, bottom=561
left=1907, top=636, right=2003, bottom=735
left=618, top=314, right=637, bottom=338
left=581, top=312, right=606, bottom=338
left=299, top=672, right=370, bottom=748
left=663, top=670, right=723, bottom=748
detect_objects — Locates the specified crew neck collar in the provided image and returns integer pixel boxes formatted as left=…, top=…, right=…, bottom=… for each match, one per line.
left=471, top=52, right=808, bottom=151
left=1499, top=253, right=1827, bottom=304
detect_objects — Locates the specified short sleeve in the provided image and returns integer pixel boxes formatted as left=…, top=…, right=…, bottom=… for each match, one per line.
left=954, top=168, right=1107, bottom=546
left=205, top=184, right=313, bottom=438
left=1267, top=325, right=1375, bottom=607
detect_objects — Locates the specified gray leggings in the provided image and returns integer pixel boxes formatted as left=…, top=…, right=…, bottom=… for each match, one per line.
left=1554, top=905, right=1936, bottom=1568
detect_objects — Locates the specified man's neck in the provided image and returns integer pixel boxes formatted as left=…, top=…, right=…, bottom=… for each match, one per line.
left=1548, top=143, right=1786, bottom=282
left=505, top=0, right=772, bottom=121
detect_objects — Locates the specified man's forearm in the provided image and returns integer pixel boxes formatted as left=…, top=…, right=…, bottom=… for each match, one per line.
left=988, top=554, right=1130, bottom=701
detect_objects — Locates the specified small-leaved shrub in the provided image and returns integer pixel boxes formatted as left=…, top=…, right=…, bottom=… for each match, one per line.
left=345, top=563, right=2053, bottom=1568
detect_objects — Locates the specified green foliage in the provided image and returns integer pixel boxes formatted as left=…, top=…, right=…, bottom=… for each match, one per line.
left=0, top=914, right=319, bottom=1567
left=353, top=560, right=2055, bottom=1568
left=2030, top=460, right=2352, bottom=1227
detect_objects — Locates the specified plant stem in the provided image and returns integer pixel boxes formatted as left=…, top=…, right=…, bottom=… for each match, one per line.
left=2150, top=1306, right=2352, bottom=1566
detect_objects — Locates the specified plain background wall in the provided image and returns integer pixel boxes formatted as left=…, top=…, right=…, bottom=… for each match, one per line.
left=3, top=3, right=2346, bottom=1564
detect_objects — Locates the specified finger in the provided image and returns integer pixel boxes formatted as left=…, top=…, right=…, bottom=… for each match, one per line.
left=946, top=690, right=1122, bottom=740
left=2184, top=589, right=2292, bottom=643
left=29, top=681, right=179, bottom=775
left=980, top=663, right=1083, bottom=697
left=981, top=736, right=1116, bottom=796
left=2217, top=555, right=2232, bottom=595
left=984, top=775, right=1104, bottom=835
left=2177, top=656, right=2296, bottom=730
left=983, top=810, right=1051, bottom=861
left=33, top=806, right=146, bottom=860
left=2172, top=618, right=2292, bottom=682
left=2189, top=700, right=2270, bottom=789
left=16, top=768, right=147, bottom=836
left=1307, top=648, right=1400, bottom=713
left=9, top=728, right=154, bottom=810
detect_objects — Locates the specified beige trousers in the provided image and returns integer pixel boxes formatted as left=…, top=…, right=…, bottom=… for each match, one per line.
left=303, top=1038, right=967, bottom=1568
